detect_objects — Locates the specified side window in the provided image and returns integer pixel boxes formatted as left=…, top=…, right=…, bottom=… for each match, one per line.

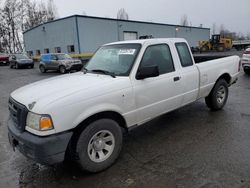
left=175, top=43, right=193, bottom=67
left=51, top=55, right=57, bottom=60
left=140, top=44, right=175, bottom=75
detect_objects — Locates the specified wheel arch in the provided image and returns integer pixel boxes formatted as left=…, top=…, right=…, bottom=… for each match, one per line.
left=74, top=111, right=127, bottom=131
left=66, top=110, right=127, bottom=160
left=216, top=73, right=231, bottom=85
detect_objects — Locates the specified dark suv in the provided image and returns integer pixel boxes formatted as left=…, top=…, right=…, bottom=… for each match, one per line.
left=9, top=54, right=34, bottom=69
left=39, top=53, right=83, bottom=74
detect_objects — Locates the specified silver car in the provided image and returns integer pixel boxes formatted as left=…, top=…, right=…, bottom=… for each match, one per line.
left=39, top=53, right=83, bottom=74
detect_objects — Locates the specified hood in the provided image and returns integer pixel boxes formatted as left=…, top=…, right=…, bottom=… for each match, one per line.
left=11, top=72, right=130, bottom=112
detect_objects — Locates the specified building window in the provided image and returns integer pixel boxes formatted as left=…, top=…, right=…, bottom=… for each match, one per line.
left=44, top=48, right=49, bottom=53
left=123, top=31, right=138, bottom=41
left=36, top=50, right=41, bottom=56
left=67, top=45, right=75, bottom=53
left=54, top=47, right=61, bottom=53
left=27, top=51, right=33, bottom=57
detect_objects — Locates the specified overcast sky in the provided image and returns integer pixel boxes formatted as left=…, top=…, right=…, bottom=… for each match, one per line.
left=54, top=0, right=250, bottom=35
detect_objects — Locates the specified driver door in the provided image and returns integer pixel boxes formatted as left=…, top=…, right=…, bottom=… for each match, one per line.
left=50, top=54, right=59, bottom=69
left=132, top=44, right=183, bottom=124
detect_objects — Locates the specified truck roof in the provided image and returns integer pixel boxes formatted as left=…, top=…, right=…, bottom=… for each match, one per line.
left=104, top=38, right=188, bottom=46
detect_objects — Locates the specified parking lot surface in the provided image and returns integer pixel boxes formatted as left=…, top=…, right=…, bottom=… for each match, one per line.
left=0, top=59, right=250, bottom=188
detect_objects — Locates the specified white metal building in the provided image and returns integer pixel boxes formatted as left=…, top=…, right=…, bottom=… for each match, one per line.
left=23, top=15, right=210, bottom=56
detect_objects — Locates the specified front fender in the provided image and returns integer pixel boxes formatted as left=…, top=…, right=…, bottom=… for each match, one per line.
left=72, top=103, right=125, bottom=128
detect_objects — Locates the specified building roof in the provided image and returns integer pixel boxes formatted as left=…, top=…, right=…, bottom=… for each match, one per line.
left=104, top=38, right=187, bottom=46
left=23, top=14, right=210, bottom=34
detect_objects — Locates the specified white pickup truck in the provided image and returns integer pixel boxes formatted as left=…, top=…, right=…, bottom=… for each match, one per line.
left=8, top=38, right=240, bottom=172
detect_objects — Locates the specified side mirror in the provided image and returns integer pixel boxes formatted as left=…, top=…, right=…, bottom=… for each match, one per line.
left=136, top=65, right=159, bottom=80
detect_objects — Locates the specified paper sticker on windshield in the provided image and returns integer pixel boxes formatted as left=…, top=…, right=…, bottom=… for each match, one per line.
left=118, top=49, right=136, bottom=55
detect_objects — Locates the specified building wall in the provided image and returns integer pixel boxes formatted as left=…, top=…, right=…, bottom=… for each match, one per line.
left=78, top=18, right=210, bottom=53
left=117, top=21, right=210, bottom=47
left=77, top=17, right=118, bottom=53
left=23, top=15, right=210, bottom=55
left=23, top=16, right=79, bottom=55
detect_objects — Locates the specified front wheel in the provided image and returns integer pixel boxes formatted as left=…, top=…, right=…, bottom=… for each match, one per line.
left=205, top=79, right=228, bottom=111
left=75, top=119, right=123, bottom=172
left=244, top=68, right=250, bottom=75
left=59, top=66, right=66, bottom=74
left=39, top=65, right=46, bottom=73
left=15, top=63, right=19, bottom=69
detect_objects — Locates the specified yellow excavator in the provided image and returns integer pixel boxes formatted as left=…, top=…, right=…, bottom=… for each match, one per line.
left=199, top=34, right=232, bottom=52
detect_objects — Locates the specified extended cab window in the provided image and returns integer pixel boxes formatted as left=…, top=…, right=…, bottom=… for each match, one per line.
left=175, top=43, right=193, bottom=67
left=140, top=44, right=175, bottom=75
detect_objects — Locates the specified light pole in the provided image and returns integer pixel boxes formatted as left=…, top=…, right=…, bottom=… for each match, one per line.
left=175, top=27, right=179, bottom=38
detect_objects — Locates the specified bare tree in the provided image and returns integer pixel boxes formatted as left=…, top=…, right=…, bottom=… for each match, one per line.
left=180, top=14, right=189, bottom=26
left=219, top=24, right=225, bottom=36
left=47, top=0, right=57, bottom=21
left=0, top=0, right=58, bottom=53
left=82, top=11, right=87, bottom=16
left=1, top=0, right=24, bottom=53
left=117, top=8, right=129, bottom=20
left=246, top=32, right=250, bottom=40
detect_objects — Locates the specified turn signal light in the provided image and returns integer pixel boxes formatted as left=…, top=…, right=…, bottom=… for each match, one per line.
left=40, top=116, right=53, bottom=130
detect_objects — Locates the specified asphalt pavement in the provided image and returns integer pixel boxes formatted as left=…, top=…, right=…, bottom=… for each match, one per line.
left=0, top=58, right=250, bottom=188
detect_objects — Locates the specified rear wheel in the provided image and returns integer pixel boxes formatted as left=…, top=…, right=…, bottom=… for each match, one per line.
left=205, top=79, right=228, bottom=111
left=59, top=66, right=66, bottom=74
left=244, top=68, right=250, bottom=75
left=39, top=65, right=46, bottom=73
left=75, top=119, right=123, bottom=172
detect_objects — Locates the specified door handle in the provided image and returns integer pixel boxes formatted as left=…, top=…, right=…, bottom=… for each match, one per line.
left=173, top=76, right=181, bottom=82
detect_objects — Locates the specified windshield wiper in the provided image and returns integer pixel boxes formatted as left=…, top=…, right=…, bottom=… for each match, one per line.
left=90, top=69, right=116, bottom=78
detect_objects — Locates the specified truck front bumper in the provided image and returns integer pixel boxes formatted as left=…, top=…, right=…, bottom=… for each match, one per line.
left=8, top=118, right=73, bottom=165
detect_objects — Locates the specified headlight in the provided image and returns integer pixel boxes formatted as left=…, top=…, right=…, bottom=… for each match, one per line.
left=26, top=112, right=54, bottom=131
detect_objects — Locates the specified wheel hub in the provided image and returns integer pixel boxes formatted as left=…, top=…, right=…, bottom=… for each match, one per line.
left=216, top=85, right=226, bottom=104
left=93, top=139, right=105, bottom=151
left=87, top=130, right=115, bottom=163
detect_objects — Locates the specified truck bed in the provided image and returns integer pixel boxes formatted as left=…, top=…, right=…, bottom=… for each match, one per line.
left=193, top=54, right=229, bottom=63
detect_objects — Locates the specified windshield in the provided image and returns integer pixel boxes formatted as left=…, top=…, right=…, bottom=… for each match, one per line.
left=56, top=54, right=72, bottom=60
left=85, top=44, right=141, bottom=76
left=15, top=54, right=29, bottom=59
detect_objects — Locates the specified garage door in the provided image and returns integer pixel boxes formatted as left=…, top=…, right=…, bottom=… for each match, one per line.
left=124, top=32, right=138, bottom=41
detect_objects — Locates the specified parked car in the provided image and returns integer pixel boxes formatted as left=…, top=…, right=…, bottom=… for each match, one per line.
left=9, top=54, right=34, bottom=69
left=8, top=38, right=240, bottom=173
left=0, top=53, right=9, bottom=66
left=241, top=48, right=250, bottom=74
left=39, top=53, right=83, bottom=74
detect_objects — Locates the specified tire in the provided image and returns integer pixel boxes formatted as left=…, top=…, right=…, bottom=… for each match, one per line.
left=205, top=79, right=228, bottom=111
left=244, top=68, right=250, bottom=75
left=75, top=119, right=123, bottom=172
left=15, top=63, right=19, bottom=69
left=201, top=46, right=209, bottom=52
left=30, top=65, right=34, bottom=69
left=59, top=66, right=66, bottom=74
left=217, top=45, right=225, bottom=52
left=39, top=65, right=46, bottom=73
